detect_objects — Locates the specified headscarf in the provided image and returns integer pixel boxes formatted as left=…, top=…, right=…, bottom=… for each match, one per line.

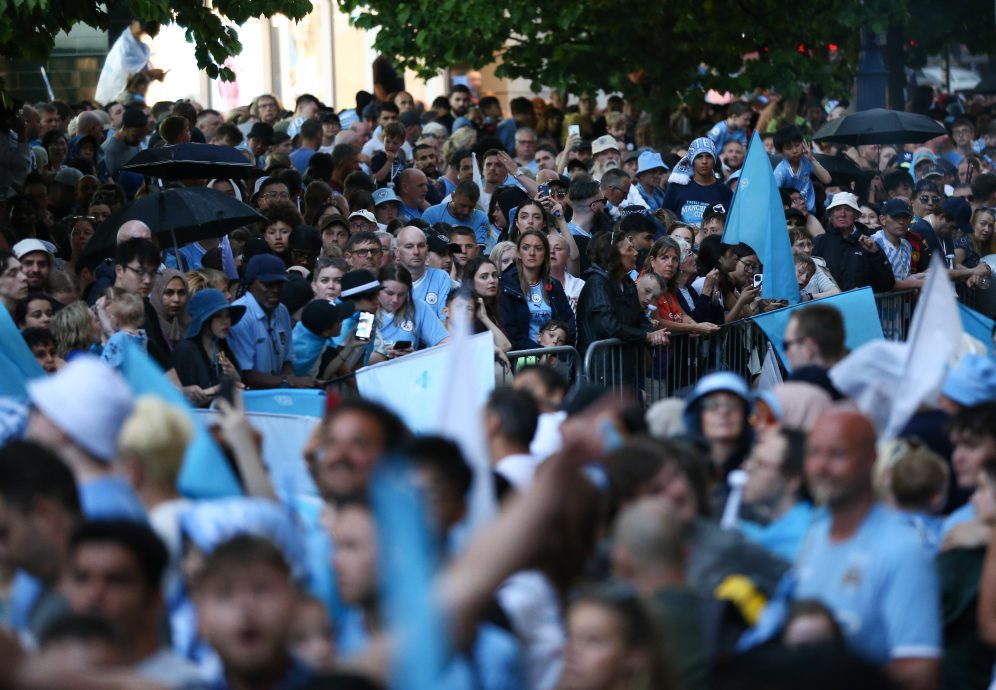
left=150, top=269, right=191, bottom=348
left=668, top=137, right=718, bottom=186
left=771, top=382, right=833, bottom=432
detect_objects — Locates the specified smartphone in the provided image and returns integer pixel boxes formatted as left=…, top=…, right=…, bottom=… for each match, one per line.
left=753, top=273, right=763, bottom=289
left=394, top=340, right=412, bottom=350
left=218, top=375, right=237, bottom=406
left=355, top=311, right=375, bottom=341
left=537, top=183, right=551, bottom=198
left=568, top=124, right=580, bottom=138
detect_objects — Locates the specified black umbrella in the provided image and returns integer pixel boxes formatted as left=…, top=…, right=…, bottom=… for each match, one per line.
left=82, top=187, right=263, bottom=261
left=814, top=153, right=863, bottom=181
left=766, top=153, right=862, bottom=183
left=121, top=143, right=256, bottom=180
left=812, top=108, right=947, bottom=145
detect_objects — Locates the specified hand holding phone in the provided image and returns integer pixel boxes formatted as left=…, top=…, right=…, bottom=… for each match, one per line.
left=355, top=311, right=375, bottom=341
left=752, top=273, right=763, bottom=289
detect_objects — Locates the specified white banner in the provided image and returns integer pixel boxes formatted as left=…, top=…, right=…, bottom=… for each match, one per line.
left=356, top=332, right=496, bottom=435
left=192, top=409, right=319, bottom=498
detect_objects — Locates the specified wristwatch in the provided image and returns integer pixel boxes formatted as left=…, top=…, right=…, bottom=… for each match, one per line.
left=513, top=168, right=526, bottom=178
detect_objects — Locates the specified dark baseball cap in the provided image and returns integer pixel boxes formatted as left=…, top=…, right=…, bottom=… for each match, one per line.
left=245, top=254, right=289, bottom=284
left=880, top=198, right=912, bottom=217
left=301, top=300, right=356, bottom=335
left=340, top=269, right=381, bottom=298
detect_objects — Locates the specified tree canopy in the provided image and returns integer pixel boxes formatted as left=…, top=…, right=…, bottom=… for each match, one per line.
left=0, top=0, right=312, bottom=80
left=336, top=0, right=991, bottom=111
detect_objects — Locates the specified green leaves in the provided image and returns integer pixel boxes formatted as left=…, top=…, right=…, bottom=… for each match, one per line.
left=0, top=0, right=312, bottom=85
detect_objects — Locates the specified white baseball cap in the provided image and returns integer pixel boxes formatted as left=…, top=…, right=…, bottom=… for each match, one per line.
left=12, top=238, right=55, bottom=260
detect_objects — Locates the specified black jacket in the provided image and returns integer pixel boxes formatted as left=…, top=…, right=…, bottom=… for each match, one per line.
left=676, top=284, right=725, bottom=326
left=498, top=265, right=576, bottom=350
left=812, top=223, right=895, bottom=293
left=576, top=263, right=652, bottom=353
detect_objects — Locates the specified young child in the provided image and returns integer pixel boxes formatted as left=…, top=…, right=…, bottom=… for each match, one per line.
left=96, top=287, right=147, bottom=368
left=513, top=319, right=571, bottom=371
left=794, top=252, right=817, bottom=300
left=21, top=326, right=63, bottom=373
left=636, top=274, right=663, bottom=326
left=882, top=441, right=949, bottom=553
left=537, top=319, right=570, bottom=349
left=707, top=101, right=752, bottom=151
left=772, top=125, right=831, bottom=214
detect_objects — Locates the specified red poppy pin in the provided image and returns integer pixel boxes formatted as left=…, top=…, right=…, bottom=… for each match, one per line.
left=545, top=283, right=553, bottom=292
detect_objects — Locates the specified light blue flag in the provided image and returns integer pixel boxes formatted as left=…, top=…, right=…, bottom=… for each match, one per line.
left=723, top=131, right=800, bottom=304
left=751, top=288, right=884, bottom=372
left=370, top=454, right=448, bottom=690
left=116, top=338, right=243, bottom=498
left=0, top=307, right=45, bottom=400
left=958, top=303, right=995, bottom=356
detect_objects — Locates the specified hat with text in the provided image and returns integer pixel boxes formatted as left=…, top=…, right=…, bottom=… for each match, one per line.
left=348, top=210, right=377, bottom=225
left=592, top=135, right=619, bottom=156
left=372, top=188, right=401, bottom=207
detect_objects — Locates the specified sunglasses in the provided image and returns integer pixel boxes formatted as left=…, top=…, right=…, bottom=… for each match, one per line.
left=918, top=194, right=942, bottom=204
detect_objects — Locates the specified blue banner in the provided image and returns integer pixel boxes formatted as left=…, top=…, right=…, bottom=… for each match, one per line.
left=751, top=288, right=884, bottom=372
left=117, top=338, right=242, bottom=498
left=0, top=308, right=45, bottom=400
left=370, top=454, right=448, bottom=690
left=723, top=131, right=800, bottom=304
left=959, top=303, right=995, bottom=356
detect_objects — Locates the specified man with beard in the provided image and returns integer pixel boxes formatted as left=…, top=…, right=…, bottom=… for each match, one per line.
left=793, top=410, right=940, bottom=690
left=101, top=108, right=147, bottom=178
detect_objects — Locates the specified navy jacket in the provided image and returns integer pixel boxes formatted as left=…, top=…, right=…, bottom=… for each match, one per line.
left=498, top=265, right=576, bottom=350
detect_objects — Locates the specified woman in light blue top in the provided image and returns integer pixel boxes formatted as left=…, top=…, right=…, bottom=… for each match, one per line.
left=370, top=263, right=450, bottom=362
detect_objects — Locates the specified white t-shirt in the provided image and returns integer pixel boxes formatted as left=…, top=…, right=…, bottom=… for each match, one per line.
left=561, top=273, right=585, bottom=315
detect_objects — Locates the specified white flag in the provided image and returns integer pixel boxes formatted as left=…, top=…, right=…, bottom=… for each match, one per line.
left=756, top=343, right=784, bottom=392
left=433, top=308, right=495, bottom=535
left=883, top=255, right=963, bottom=439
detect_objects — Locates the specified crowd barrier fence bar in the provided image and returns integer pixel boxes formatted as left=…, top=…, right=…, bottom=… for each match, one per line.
left=874, top=289, right=917, bottom=341
left=499, top=345, right=583, bottom=387
left=582, top=319, right=774, bottom=406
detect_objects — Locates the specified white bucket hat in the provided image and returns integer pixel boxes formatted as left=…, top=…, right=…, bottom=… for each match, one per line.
left=27, top=356, right=134, bottom=462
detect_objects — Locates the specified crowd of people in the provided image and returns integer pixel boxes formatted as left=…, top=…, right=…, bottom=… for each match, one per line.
left=2, top=40, right=996, bottom=690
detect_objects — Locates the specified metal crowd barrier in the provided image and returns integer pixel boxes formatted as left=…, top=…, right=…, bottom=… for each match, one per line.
left=498, top=345, right=583, bottom=387
left=874, top=289, right=917, bottom=341
left=582, top=319, right=772, bottom=405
